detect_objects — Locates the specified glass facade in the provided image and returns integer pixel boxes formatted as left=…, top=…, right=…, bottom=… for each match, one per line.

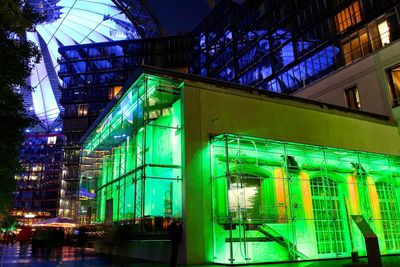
left=58, top=36, right=188, bottom=218
left=25, top=0, right=159, bottom=130
left=79, top=74, right=183, bottom=227
left=13, top=132, right=65, bottom=221
left=211, top=134, right=400, bottom=264
left=190, top=0, right=400, bottom=94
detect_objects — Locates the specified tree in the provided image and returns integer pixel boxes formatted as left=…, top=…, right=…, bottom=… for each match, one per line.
left=0, top=0, right=41, bottom=215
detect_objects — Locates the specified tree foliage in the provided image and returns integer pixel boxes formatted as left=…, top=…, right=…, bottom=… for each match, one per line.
left=0, top=0, right=41, bottom=215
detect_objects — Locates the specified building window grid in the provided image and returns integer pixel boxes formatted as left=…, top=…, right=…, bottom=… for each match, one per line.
left=311, top=177, right=347, bottom=254
left=335, top=1, right=362, bottom=32
left=191, top=1, right=400, bottom=97
left=376, top=182, right=400, bottom=251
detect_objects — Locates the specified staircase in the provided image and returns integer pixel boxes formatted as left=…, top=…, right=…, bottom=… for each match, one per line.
left=257, top=224, right=308, bottom=260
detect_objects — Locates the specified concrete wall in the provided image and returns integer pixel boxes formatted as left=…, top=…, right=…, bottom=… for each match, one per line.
left=293, top=40, right=400, bottom=119
left=182, top=79, right=400, bottom=264
left=94, top=240, right=171, bottom=262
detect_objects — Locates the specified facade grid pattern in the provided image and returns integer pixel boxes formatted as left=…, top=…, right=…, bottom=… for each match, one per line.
left=79, top=74, right=183, bottom=229
left=211, top=133, right=400, bottom=264
left=190, top=0, right=400, bottom=98
left=376, top=182, right=400, bottom=251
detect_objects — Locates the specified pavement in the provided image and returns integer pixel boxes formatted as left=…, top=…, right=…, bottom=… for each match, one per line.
left=1, top=243, right=400, bottom=267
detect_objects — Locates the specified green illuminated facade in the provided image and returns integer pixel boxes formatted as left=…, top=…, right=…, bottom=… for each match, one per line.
left=79, top=67, right=400, bottom=265
left=211, top=134, right=400, bottom=264
left=80, top=74, right=183, bottom=225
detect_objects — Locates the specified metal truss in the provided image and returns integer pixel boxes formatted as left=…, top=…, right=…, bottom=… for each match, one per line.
left=112, top=0, right=162, bottom=38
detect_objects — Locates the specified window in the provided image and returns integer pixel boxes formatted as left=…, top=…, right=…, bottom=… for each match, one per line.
left=388, top=66, right=400, bottom=107
left=335, top=1, right=362, bottom=32
left=376, top=182, right=400, bottom=250
left=311, top=177, right=347, bottom=254
left=368, top=14, right=398, bottom=50
left=341, top=28, right=370, bottom=65
left=228, top=175, right=262, bottom=220
left=378, top=20, right=390, bottom=46
left=345, top=86, right=361, bottom=109
left=77, top=104, right=88, bottom=116
left=108, top=86, right=122, bottom=99
left=47, top=136, right=57, bottom=145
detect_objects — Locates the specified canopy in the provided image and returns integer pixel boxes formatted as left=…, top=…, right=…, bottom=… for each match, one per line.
left=32, top=217, right=77, bottom=228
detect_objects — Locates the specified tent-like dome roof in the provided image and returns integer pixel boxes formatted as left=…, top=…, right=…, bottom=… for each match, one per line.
left=25, top=0, right=161, bottom=130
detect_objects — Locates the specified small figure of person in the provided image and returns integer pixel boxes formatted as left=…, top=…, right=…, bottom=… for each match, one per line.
left=31, top=229, right=40, bottom=258
left=167, top=218, right=183, bottom=267
left=77, top=227, right=87, bottom=259
left=5, top=230, right=15, bottom=246
left=17, top=226, right=32, bottom=256
left=53, top=228, right=65, bottom=262
left=0, top=231, right=4, bottom=245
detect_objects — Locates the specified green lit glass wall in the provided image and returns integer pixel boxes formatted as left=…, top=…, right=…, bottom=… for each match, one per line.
left=211, top=134, right=400, bottom=264
left=80, top=74, right=183, bottom=229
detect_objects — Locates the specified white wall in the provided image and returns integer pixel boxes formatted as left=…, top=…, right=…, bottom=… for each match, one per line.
left=292, top=40, right=400, bottom=120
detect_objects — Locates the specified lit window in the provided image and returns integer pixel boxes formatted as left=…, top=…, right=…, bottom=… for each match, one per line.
left=77, top=104, right=88, bottom=116
left=345, top=86, right=361, bottom=109
left=341, top=27, right=370, bottom=65
left=228, top=175, right=262, bottom=220
left=375, top=182, right=400, bottom=250
left=388, top=66, right=400, bottom=107
left=47, top=136, right=57, bottom=144
left=342, top=35, right=362, bottom=64
left=32, top=165, right=42, bottom=172
left=335, top=1, right=362, bottom=32
left=310, top=177, right=348, bottom=254
left=378, top=20, right=390, bottom=46
left=109, top=86, right=122, bottom=99
left=368, top=18, right=392, bottom=50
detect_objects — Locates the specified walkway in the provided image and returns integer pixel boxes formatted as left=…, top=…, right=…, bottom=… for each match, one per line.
left=1, top=244, right=400, bottom=266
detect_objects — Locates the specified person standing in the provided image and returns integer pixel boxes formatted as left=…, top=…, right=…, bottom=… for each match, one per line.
left=5, top=230, right=15, bottom=246
left=77, top=227, right=87, bottom=259
left=167, top=218, right=183, bottom=267
left=0, top=231, right=4, bottom=245
left=17, top=226, right=32, bottom=256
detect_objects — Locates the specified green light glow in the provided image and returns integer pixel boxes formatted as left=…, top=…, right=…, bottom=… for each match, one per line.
left=211, top=134, right=400, bottom=264
left=79, top=74, right=183, bottom=227
left=78, top=71, right=400, bottom=264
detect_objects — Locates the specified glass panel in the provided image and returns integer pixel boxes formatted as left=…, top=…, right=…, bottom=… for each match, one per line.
left=378, top=21, right=390, bottom=46
left=211, top=134, right=400, bottom=264
left=376, top=182, right=400, bottom=251
left=335, top=1, right=362, bottom=32
left=79, top=75, right=183, bottom=235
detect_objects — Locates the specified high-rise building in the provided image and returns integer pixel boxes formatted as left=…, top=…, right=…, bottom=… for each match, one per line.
left=13, top=131, right=65, bottom=224
left=15, top=0, right=163, bottom=220
left=58, top=35, right=189, bottom=219
left=189, top=0, right=400, bottom=119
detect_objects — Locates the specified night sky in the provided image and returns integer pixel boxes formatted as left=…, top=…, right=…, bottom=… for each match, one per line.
left=146, top=0, right=211, bottom=34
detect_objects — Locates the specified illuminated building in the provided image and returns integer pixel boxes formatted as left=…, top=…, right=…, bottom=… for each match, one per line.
left=79, top=66, right=400, bottom=264
left=17, top=0, right=163, bottom=219
left=58, top=35, right=188, bottom=219
left=24, top=0, right=159, bottom=130
left=13, top=132, right=64, bottom=223
left=189, top=0, right=400, bottom=119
